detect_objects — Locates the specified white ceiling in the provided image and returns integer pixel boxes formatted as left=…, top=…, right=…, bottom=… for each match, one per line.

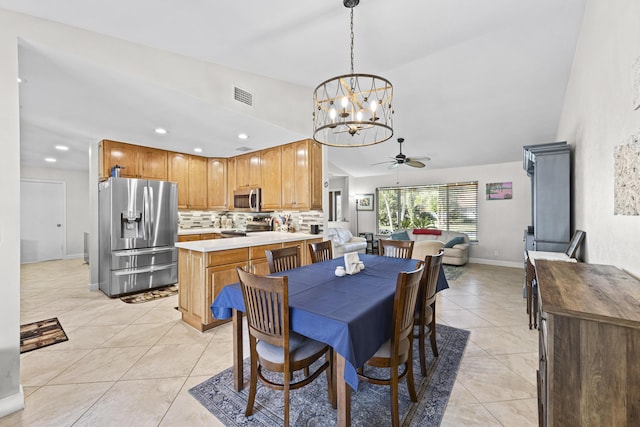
left=2, top=0, right=586, bottom=178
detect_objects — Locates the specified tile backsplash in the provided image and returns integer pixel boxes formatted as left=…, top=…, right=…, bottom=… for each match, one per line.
left=178, top=210, right=324, bottom=233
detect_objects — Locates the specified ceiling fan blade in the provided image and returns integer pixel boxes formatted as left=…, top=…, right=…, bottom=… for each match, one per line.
left=408, top=156, right=431, bottom=161
left=388, top=162, right=400, bottom=169
left=370, top=160, right=396, bottom=166
left=406, top=160, right=426, bottom=168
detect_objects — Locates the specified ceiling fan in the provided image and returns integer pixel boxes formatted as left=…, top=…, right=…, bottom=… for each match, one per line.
left=371, top=138, right=430, bottom=169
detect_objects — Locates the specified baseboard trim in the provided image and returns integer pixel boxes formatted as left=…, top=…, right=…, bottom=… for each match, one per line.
left=88, top=282, right=99, bottom=292
left=0, top=386, right=24, bottom=419
left=469, top=258, right=522, bottom=268
left=64, top=253, right=84, bottom=260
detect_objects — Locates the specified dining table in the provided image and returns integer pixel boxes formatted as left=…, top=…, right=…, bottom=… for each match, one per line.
left=211, top=253, right=449, bottom=426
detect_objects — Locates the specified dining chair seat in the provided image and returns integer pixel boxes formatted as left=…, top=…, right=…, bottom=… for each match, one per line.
left=370, top=337, right=410, bottom=361
left=257, top=332, right=329, bottom=364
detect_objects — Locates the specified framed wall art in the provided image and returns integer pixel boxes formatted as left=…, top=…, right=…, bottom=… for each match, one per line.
left=486, top=182, right=513, bottom=200
left=356, top=194, right=374, bottom=211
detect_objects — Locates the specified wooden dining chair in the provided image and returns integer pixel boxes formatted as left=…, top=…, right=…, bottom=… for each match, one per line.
left=379, top=239, right=415, bottom=259
left=236, top=267, right=334, bottom=426
left=357, top=263, right=424, bottom=427
left=308, top=240, right=333, bottom=263
left=413, top=250, right=444, bottom=376
left=265, top=246, right=300, bottom=274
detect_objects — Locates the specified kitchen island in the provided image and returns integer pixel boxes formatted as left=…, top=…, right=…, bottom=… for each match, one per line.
left=175, top=232, right=324, bottom=331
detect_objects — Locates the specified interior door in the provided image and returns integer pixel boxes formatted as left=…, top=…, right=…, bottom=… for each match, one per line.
left=20, top=180, right=65, bottom=263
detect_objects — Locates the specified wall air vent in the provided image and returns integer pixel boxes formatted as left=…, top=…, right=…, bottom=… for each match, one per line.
left=236, top=146, right=252, bottom=152
left=233, top=86, right=254, bottom=107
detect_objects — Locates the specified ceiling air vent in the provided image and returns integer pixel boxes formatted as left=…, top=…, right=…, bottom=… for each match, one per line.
left=236, top=146, right=252, bottom=152
left=233, top=86, right=254, bottom=107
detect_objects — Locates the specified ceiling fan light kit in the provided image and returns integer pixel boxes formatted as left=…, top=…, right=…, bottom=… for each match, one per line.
left=312, top=0, right=394, bottom=147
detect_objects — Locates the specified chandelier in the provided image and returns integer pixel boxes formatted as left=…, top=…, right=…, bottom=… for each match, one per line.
left=312, top=0, right=394, bottom=147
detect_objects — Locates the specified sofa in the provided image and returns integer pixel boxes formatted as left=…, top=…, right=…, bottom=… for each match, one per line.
left=389, top=229, right=470, bottom=265
left=327, top=228, right=367, bottom=258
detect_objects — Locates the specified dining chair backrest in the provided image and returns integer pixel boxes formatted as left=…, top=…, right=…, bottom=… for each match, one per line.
left=379, top=239, right=415, bottom=259
left=308, top=240, right=333, bottom=263
left=565, top=230, right=586, bottom=259
left=237, top=267, right=289, bottom=348
left=392, top=264, right=424, bottom=354
left=421, top=250, right=444, bottom=310
left=266, top=246, right=300, bottom=274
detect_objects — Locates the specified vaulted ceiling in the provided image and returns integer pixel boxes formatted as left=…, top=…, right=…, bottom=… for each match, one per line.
left=1, top=0, right=586, bottom=177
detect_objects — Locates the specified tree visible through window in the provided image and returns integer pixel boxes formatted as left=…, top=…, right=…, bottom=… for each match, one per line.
left=376, top=181, right=478, bottom=241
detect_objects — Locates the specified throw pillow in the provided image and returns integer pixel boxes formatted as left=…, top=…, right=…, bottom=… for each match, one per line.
left=444, top=236, right=465, bottom=248
left=412, top=229, right=442, bottom=235
left=390, top=230, right=410, bottom=241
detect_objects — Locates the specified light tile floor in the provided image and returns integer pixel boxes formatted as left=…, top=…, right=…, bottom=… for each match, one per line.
left=2, top=259, right=538, bottom=426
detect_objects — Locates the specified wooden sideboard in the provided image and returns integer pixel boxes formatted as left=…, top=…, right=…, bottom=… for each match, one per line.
left=535, top=260, right=640, bottom=426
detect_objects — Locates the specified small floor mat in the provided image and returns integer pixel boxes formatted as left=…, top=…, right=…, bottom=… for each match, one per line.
left=120, top=285, right=179, bottom=304
left=20, top=317, right=68, bottom=354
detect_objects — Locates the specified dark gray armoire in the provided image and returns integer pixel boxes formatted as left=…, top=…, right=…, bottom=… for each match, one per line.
left=523, top=142, right=570, bottom=252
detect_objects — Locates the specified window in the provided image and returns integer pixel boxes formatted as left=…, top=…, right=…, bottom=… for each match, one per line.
left=376, top=181, right=478, bottom=241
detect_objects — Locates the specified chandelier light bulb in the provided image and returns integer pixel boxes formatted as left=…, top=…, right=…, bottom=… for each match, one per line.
left=329, top=108, right=337, bottom=120
left=341, top=97, right=349, bottom=109
left=356, top=110, right=363, bottom=121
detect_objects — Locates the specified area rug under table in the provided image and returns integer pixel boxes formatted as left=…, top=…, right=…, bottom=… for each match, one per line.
left=20, top=317, right=68, bottom=354
left=190, top=324, right=469, bottom=426
left=119, top=285, right=178, bottom=304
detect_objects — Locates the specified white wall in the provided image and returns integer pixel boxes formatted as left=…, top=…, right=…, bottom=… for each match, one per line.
left=0, top=12, right=24, bottom=417
left=349, top=161, right=530, bottom=266
left=556, top=0, right=640, bottom=278
left=21, top=167, right=90, bottom=258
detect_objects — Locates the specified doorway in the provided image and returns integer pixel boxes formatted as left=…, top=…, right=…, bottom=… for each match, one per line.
left=20, top=179, right=66, bottom=263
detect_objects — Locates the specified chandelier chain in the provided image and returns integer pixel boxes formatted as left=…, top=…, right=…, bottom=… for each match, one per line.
left=349, top=7, right=355, bottom=89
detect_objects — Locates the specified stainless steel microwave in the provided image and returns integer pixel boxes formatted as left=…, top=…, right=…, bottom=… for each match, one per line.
left=233, top=188, right=263, bottom=212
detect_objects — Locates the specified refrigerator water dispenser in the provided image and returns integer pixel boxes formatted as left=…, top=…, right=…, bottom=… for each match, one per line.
left=121, top=211, right=143, bottom=238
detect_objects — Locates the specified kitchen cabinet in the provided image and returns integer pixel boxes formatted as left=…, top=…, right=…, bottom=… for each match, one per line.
left=99, top=140, right=167, bottom=180
left=536, top=261, right=640, bottom=426
left=282, top=238, right=323, bottom=266
left=248, top=243, right=283, bottom=275
left=207, top=158, right=228, bottom=211
left=227, top=157, right=236, bottom=210
left=168, top=152, right=208, bottom=210
left=260, top=146, right=282, bottom=210
left=177, top=233, right=218, bottom=243
left=178, top=249, right=206, bottom=327
left=281, top=139, right=322, bottom=210
left=235, top=152, right=261, bottom=190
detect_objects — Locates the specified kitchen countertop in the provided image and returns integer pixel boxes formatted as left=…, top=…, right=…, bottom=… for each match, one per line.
left=174, top=231, right=322, bottom=252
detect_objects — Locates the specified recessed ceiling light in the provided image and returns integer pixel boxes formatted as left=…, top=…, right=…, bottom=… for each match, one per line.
left=155, top=128, right=168, bottom=134
left=55, top=145, right=69, bottom=151
left=238, top=133, right=249, bottom=140
left=45, top=158, right=56, bottom=163
left=193, top=148, right=203, bottom=153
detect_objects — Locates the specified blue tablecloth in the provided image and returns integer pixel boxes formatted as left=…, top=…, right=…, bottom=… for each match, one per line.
left=211, top=254, right=449, bottom=390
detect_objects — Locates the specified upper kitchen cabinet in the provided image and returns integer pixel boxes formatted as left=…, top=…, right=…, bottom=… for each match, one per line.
left=260, top=146, right=282, bottom=210
left=168, top=152, right=208, bottom=210
left=235, top=152, right=261, bottom=190
left=281, top=139, right=322, bottom=210
left=227, top=157, right=236, bottom=210
left=207, top=158, right=228, bottom=211
left=99, top=140, right=167, bottom=180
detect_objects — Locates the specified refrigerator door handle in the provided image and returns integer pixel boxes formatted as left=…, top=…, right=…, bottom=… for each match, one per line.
left=113, top=263, right=175, bottom=276
left=148, top=185, right=155, bottom=237
left=114, top=247, right=176, bottom=256
left=143, top=186, right=150, bottom=239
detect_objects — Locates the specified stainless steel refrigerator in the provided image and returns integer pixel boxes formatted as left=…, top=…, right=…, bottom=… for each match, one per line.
left=98, top=177, right=178, bottom=297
